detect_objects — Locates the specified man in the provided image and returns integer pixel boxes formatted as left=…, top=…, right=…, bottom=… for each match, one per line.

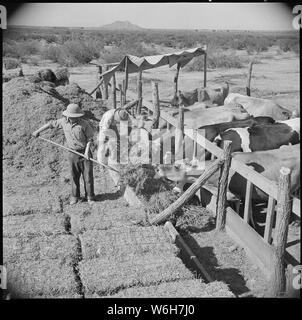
left=97, top=108, right=131, bottom=165
left=32, top=103, right=95, bottom=205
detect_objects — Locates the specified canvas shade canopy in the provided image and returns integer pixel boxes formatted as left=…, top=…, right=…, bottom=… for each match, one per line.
left=99, top=46, right=207, bottom=86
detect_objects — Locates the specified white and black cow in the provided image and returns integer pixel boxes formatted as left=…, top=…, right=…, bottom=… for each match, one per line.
left=214, top=117, right=300, bottom=153
left=224, top=93, right=296, bottom=120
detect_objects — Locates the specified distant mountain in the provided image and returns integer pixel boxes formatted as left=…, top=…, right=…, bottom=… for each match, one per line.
left=100, top=20, right=143, bottom=30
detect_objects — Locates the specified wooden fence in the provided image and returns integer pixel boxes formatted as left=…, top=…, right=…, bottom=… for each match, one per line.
left=92, top=64, right=300, bottom=296
left=125, top=88, right=300, bottom=296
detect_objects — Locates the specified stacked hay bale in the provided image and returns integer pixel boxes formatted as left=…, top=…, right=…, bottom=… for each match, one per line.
left=2, top=77, right=109, bottom=299
left=106, top=279, right=234, bottom=298
left=78, top=226, right=196, bottom=297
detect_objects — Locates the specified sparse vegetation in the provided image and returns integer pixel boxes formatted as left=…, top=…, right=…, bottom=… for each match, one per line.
left=3, top=27, right=299, bottom=67
left=3, top=57, right=21, bottom=70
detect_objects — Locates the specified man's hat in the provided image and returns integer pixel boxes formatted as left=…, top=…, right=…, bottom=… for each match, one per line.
left=114, top=109, right=129, bottom=122
left=63, top=104, right=85, bottom=118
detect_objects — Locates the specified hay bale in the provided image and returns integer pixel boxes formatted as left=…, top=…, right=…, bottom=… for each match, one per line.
left=35, top=68, right=57, bottom=83
left=54, top=67, right=70, bottom=86
left=66, top=200, right=146, bottom=234
left=3, top=234, right=79, bottom=264
left=3, top=193, right=62, bottom=216
left=80, top=253, right=195, bottom=296
left=80, top=226, right=178, bottom=260
left=3, top=212, right=67, bottom=238
left=105, top=279, right=234, bottom=298
left=5, top=258, right=80, bottom=298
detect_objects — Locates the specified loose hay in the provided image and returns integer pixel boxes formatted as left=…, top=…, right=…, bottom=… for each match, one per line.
left=118, top=164, right=175, bottom=197
left=3, top=234, right=79, bottom=264
left=145, top=190, right=180, bottom=216
left=5, top=258, right=80, bottom=298
left=80, top=253, right=195, bottom=296
left=80, top=226, right=178, bottom=260
left=176, top=205, right=216, bottom=233
left=105, top=279, right=234, bottom=298
left=3, top=212, right=67, bottom=238
left=3, top=78, right=105, bottom=185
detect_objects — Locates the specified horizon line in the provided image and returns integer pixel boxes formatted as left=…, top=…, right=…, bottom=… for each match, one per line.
left=7, top=24, right=296, bottom=33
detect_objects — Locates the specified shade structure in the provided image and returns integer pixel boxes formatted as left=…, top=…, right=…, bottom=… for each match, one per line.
left=100, top=46, right=207, bottom=86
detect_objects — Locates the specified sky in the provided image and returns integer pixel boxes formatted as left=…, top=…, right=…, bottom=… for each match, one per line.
left=8, top=3, right=295, bottom=31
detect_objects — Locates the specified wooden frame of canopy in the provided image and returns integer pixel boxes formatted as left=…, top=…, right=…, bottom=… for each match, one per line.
left=89, top=46, right=207, bottom=109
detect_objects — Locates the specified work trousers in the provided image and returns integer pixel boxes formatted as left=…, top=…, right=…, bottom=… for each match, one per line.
left=68, top=149, right=94, bottom=198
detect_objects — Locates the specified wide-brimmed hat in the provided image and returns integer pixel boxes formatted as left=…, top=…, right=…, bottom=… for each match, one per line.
left=114, top=109, right=129, bottom=122
left=63, top=104, right=85, bottom=118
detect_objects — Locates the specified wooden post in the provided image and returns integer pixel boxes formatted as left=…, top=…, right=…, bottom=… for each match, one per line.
left=246, top=61, right=253, bottom=97
left=178, top=105, right=184, bottom=135
left=104, top=65, right=109, bottom=99
left=111, top=73, right=116, bottom=109
left=124, top=57, right=128, bottom=103
left=243, top=180, right=254, bottom=224
left=166, top=122, right=171, bottom=133
left=96, top=65, right=103, bottom=99
left=173, top=63, right=181, bottom=101
left=203, top=49, right=207, bottom=88
left=264, top=196, right=276, bottom=244
left=176, top=104, right=185, bottom=159
left=150, top=158, right=222, bottom=225
left=270, top=167, right=292, bottom=297
left=119, top=84, right=123, bottom=107
left=137, top=70, right=142, bottom=115
left=122, top=79, right=126, bottom=105
left=216, top=140, right=232, bottom=231
left=152, top=81, right=160, bottom=129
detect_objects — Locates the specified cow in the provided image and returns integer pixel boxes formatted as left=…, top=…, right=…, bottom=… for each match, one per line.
left=172, top=104, right=251, bottom=129
left=214, top=117, right=300, bottom=153
left=171, top=82, right=229, bottom=107
left=199, top=116, right=275, bottom=149
left=224, top=93, right=296, bottom=120
left=220, top=144, right=300, bottom=202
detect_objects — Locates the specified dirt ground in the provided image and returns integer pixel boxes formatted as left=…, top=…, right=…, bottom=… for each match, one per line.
left=2, top=47, right=300, bottom=298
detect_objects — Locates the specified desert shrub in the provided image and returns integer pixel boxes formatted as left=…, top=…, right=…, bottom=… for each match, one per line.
left=3, top=57, right=20, bottom=70
left=26, top=56, right=40, bottom=66
left=101, top=42, right=158, bottom=63
left=185, top=47, right=244, bottom=71
left=41, top=40, right=102, bottom=66
left=41, top=45, right=62, bottom=62
left=3, top=40, right=41, bottom=58
left=278, top=38, right=299, bottom=54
